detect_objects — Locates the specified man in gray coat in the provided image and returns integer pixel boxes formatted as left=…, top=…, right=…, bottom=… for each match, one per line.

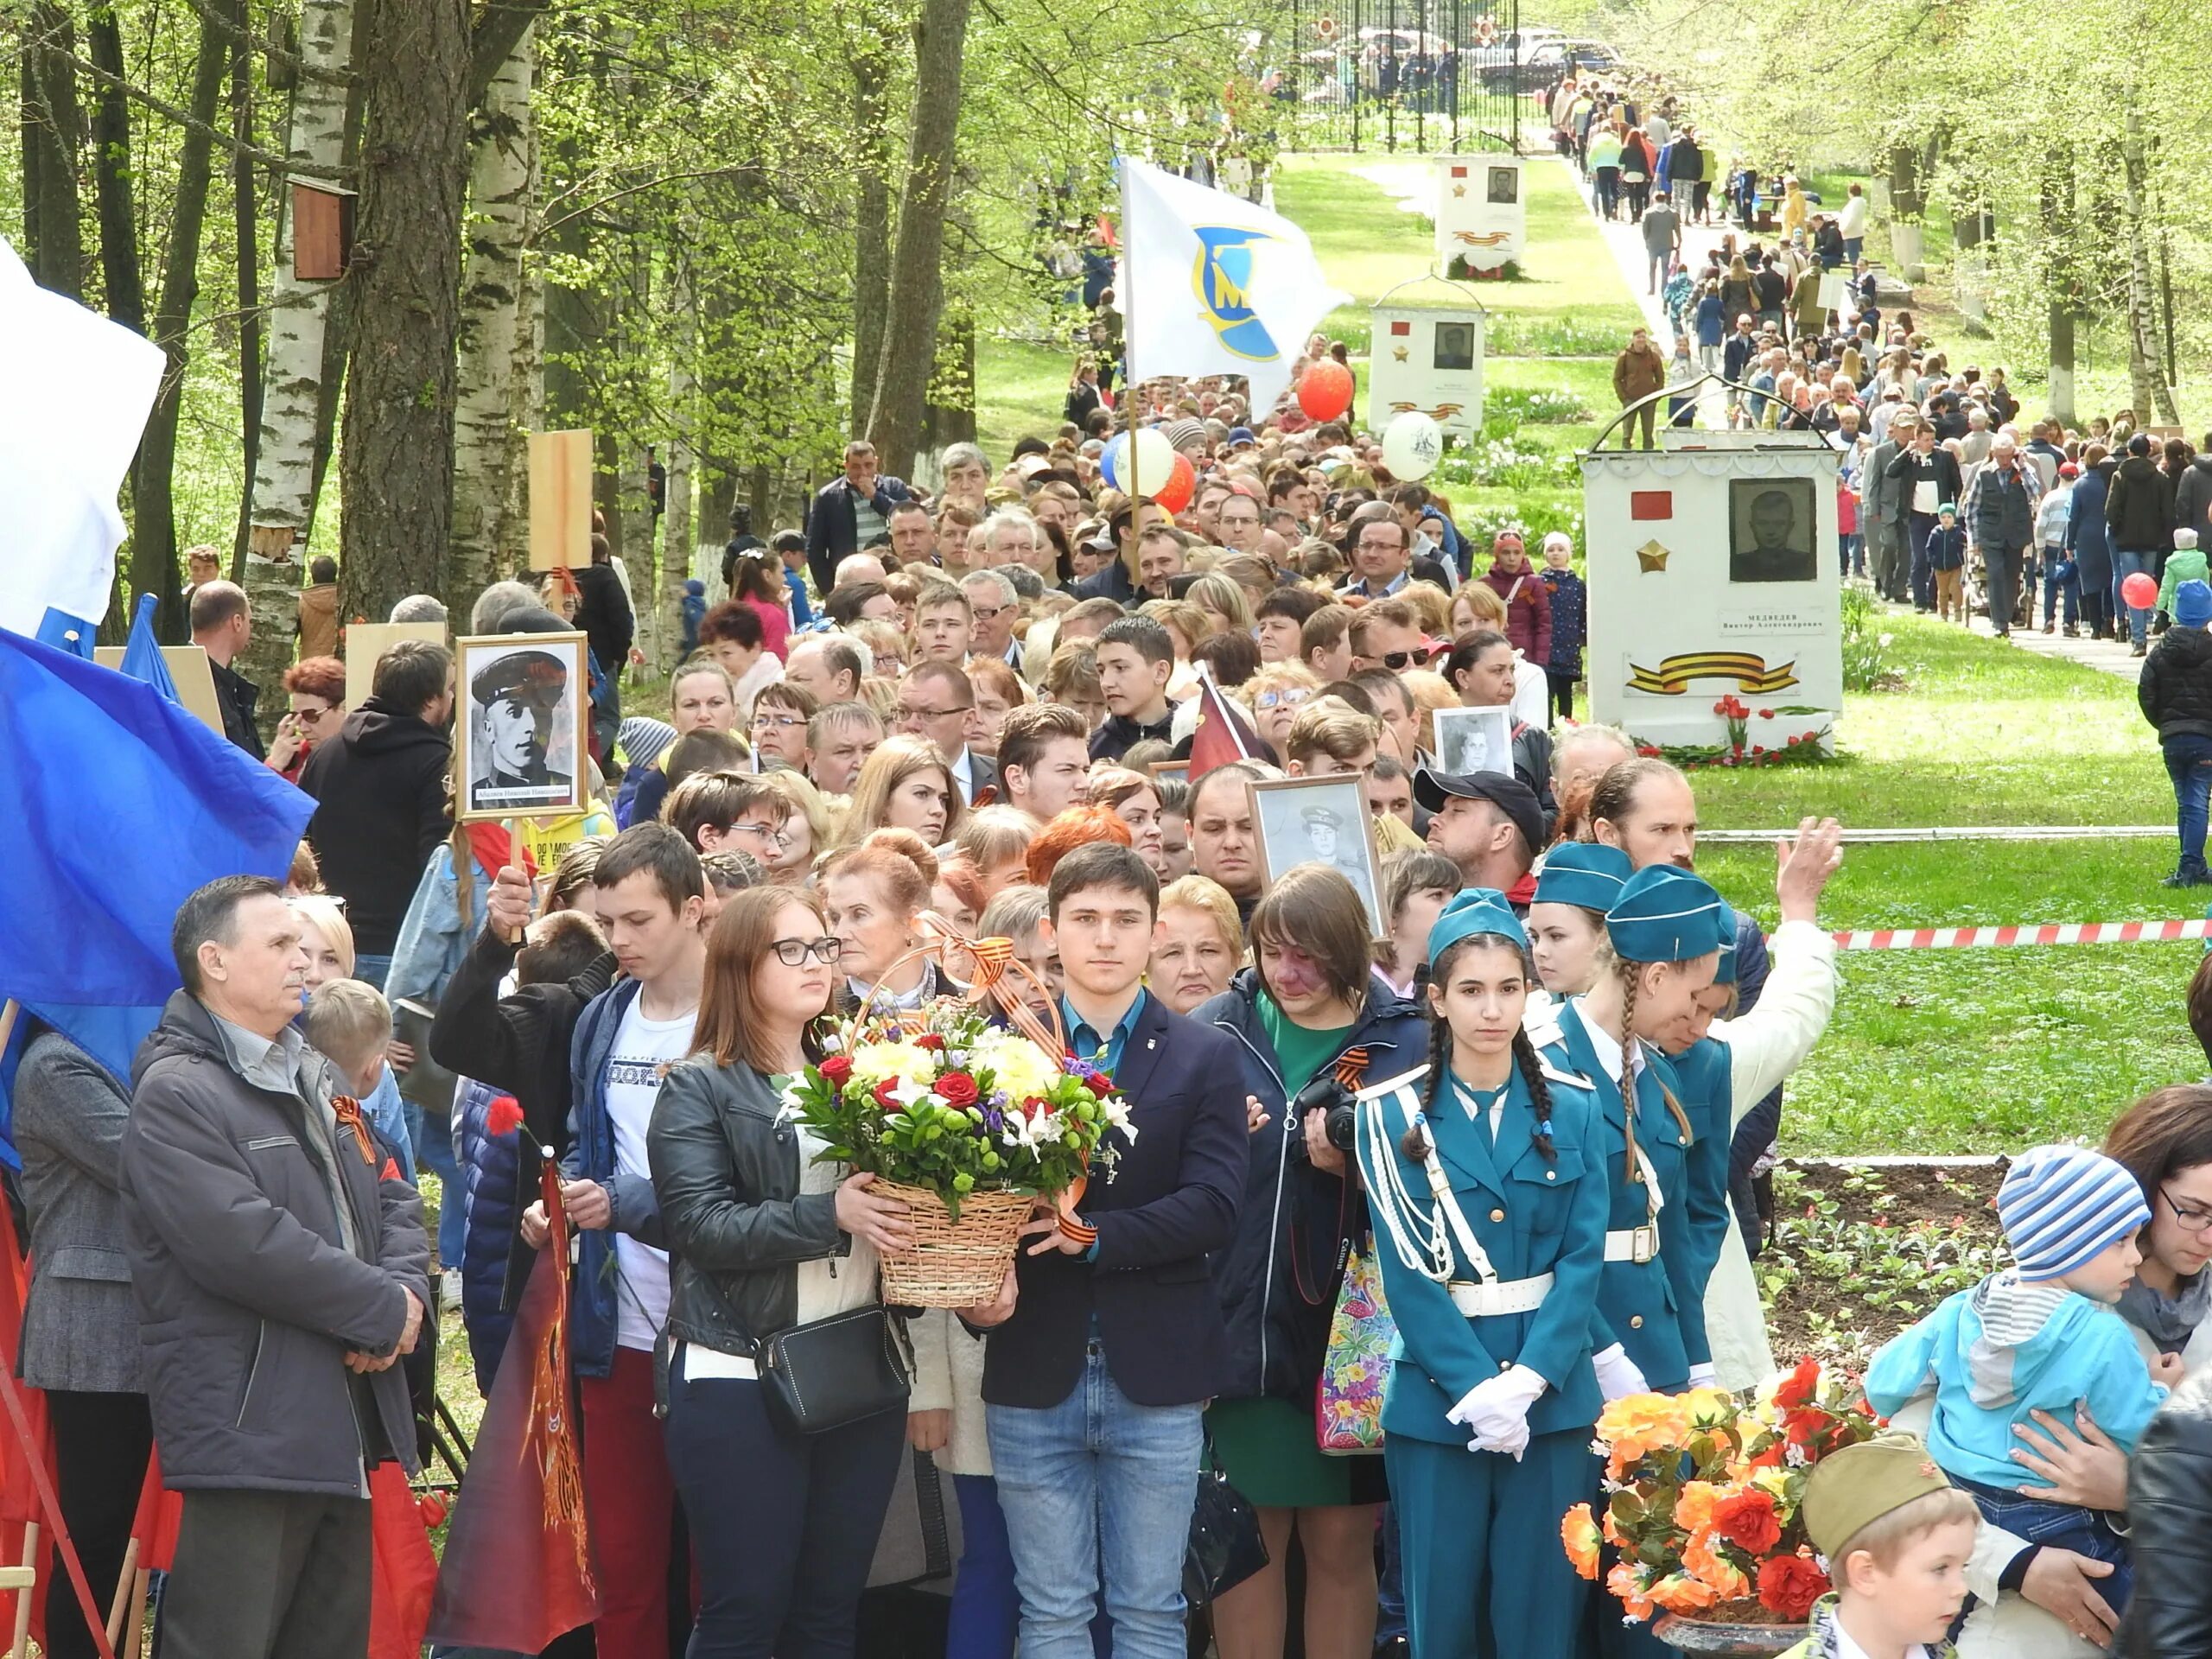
left=1863, top=410, right=1915, bottom=601
left=120, top=875, right=429, bottom=1659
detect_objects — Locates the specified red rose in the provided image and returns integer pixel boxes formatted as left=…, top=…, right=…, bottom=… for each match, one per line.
left=1757, top=1552, right=1830, bottom=1622
left=916, top=1033, right=947, bottom=1052
left=873, top=1078, right=902, bottom=1109
left=417, top=1491, right=450, bottom=1529
left=938, top=1071, right=980, bottom=1108
left=819, top=1056, right=854, bottom=1089
left=1021, top=1096, right=1047, bottom=1118
left=1711, top=1488, right=1782, bottom=1555
left=1773, top=1356, right=1821, bottom=1411
left=1085, top=1071, right=1113, bottom=1096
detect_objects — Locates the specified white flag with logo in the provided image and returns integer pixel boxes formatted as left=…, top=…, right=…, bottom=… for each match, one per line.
left=1116, top=157, right=1349, bottom=414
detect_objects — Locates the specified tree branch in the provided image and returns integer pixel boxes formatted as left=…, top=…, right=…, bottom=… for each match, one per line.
left=48, top=41, right=353, bottom=180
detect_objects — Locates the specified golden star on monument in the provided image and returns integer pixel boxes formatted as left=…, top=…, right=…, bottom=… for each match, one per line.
left=1636, top=539, right=1671, bottom=573
left=1451, top=183, right=1466, bottom=197
left=1391, top=345, right=1408, bottom=362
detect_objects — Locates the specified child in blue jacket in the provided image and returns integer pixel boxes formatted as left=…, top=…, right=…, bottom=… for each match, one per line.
left=1865, top=1145, right=2179, bottom=1618
left=1928, top=502, right=1969, bottom=623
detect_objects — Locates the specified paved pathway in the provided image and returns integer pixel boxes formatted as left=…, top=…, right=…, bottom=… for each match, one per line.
left=1874, top=595, right=2146, bottom=686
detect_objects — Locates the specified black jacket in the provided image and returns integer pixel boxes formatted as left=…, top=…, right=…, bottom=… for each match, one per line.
left=210, top=658, right=264, bottom=760
left=427, top=924, right=617, bottom=1154
left=120, top=994, right=429, bottom=1494
left=1089, top=708, right=1175, bottom=763
left=804, top=474, right=912, bottom=593
left=2107, top=454, right=2177, bottom=551
left=1964, top=457, right=2037, bottom=553
left=299, top=698, right=452, bottom=956
left=2139, top=625, right=2212, bottom=741
left=1885, top=444, right=1963, bottom=515
left=647, top=1057, right=851, bottom=1363
left=574, top=562, right=634, bottom=679
left=2122, top=1364, right=2212, bottom=1658
left=2176, top=455, right=2212, bottom=539
left=980, top=995, right=1248, bottom=1409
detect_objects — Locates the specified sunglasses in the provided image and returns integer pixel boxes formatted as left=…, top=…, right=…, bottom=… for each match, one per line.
left=1376, top=650, right=1430, bottom=671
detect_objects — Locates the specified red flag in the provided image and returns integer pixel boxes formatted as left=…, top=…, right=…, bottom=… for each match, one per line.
left=424, top=1160, right=598, bottom=1649
left=0, top=1196, right=53, bottom=1649
left=369, top=1461, right=436, bottom=1659
left=124, top=1455, right=182, bottom=1573
left=1186, top=670, right=1261, bottom=781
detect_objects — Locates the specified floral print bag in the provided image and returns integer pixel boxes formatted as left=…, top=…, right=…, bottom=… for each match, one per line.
left=1315, top=1234, right=1394, bottom=1454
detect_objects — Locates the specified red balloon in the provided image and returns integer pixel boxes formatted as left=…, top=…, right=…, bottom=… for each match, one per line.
left=1155, top=452, right=1197, bottom=515
left=1298, top=360, right=1356, bottom=422
left=2122, top=571, right=2159, bottom=610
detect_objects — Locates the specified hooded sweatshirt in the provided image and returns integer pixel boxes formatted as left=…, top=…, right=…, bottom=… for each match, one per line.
left=300, top=697, right=454, bottom=955
left=1864, top=1269, right=2168, bottom=1488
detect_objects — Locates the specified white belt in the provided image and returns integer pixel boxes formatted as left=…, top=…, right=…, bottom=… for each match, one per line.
left=1448, top=1273, right=1554, bottom=1317
left=681, top=1343, right=759, bottom=1381
left=1605, top=1226, right=1659, bottom=1263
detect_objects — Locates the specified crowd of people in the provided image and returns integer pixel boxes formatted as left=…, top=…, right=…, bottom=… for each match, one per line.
left=18, top=288, right=2212, bottom=1659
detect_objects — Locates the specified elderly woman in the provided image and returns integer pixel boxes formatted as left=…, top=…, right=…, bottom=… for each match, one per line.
left=820, top=829, right=948, bottom=1015
left=1247, top=663, right=1321, bottom=755
left=1147, top=874, right=1243, bottom=1015
left=759, top=770, right=834, bottom=886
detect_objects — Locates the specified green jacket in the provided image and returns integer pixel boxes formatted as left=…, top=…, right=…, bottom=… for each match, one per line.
left=2159, top=546, right=2209, bottom=616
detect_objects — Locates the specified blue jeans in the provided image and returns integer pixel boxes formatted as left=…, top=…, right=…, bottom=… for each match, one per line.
left=353, top=952, right=392, bottom=991
left=1907, top=511, right=1940, bottom=609
left=986, top=1346, right=1202, bottom=1659
left=2164, top=735, right=2212, bottom=880
left=404, top=1101, right=467, bottom=1268
left=949, top=1475, right=1111, bottom=1659
left=2042, top=549, right=2079, bottom=627
left=2116, top=547, right=2158, bottom=645
left=1839, top=531, right=1865, bottom=578
left=1957, top=1476, right=2133, bottom=1617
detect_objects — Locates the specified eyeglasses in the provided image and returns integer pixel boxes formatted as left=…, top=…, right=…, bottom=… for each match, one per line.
left=752, top=712, right=806, bottom=730
left=770, top=937, right=843, bottom=966
left=1255, top=688, right=1313, bottom=711
left=2162, top=1187, right=2212, bottom=1234
left=969, top=604, right=1009, bottom=622
left=728, top=819, right=791, bottom=849
left=898, top=704, right=971, bottom=721
left=1376, top=650, right=1426, bottom=671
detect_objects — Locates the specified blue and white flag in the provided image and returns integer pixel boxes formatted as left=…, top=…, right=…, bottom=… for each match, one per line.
left=1116, top=157, right=1349, bottom=414
left=0, top=237, right=166, bottom=652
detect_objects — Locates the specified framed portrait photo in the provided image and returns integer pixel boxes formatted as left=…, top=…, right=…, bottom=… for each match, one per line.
left=1430, top=704, right=1514, bottom=779
left=1728, top=476, right=1819, bottom=584
left=1246, top=774, right=1388, bottom=940
left=454, top=632, right=590, bottom=822
left=1148, top=760, right=1192, bottom=791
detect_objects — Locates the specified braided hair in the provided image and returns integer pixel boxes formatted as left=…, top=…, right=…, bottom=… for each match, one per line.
left=1404, top=931, right=1553, bottom=1162
left=1611, top=954, right=1694, bottom=1181
left=1511, top=1027, right=1559, bottom=1163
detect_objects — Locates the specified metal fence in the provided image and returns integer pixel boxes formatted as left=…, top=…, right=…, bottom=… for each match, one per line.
left=1264, top=0, right=1524, bottom=155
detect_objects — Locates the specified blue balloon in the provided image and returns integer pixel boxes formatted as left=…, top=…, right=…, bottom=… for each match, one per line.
left=1102, top=432, right=1125, bottom=492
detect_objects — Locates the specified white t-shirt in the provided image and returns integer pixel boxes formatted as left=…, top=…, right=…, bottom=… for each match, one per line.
left=605, top=997, right=696, bottom=1351
left=796, top=1125, right=879, bottom=1324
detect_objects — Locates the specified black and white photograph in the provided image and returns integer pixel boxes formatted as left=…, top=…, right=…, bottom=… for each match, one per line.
left=1727, top=477, right=1819, bottom=584
left=1430, top=704, right=1514, bottom=779
left=1486, top=165, right=1518, bottom=205
left=455, top=631, right=589, bottom=820
left=1434, top=321, right=1478, bottom=372
left=1248, top=774, right=1387, bottom=938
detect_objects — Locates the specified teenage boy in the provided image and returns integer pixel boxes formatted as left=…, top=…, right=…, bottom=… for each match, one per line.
left=973, top=842, right=1247, bottom=1659
left=1781, top=1433, right=1980, bottom=1659
left=1088, top=616, right=1176, bottom=761
left=519, top=824, right=709, bottom=1659
left=1000, top=702, right=1094, bottom=821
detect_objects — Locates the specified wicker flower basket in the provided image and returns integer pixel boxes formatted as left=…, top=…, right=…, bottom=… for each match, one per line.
left=872, top=1179, right=1035, bottom=1308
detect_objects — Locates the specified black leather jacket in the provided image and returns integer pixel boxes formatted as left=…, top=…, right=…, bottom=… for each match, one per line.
left=645, top=1055, right=851, bottom=1363
left=2123, top=1364, right=2212, bottom=1657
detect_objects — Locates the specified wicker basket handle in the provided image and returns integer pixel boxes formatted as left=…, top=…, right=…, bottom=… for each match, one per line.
left=842, top=910, right=1068, bottom=1059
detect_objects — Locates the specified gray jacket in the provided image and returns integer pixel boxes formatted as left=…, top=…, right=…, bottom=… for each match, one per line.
left=121, top=992, right=430, bottom=1495
left=1863, top=437, right=1907, bottom=526
left=16, top=1032, right=143, bottom=1394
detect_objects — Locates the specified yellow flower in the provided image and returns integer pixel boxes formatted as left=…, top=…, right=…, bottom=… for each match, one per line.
left=970, top=1030, right=1059, bottom=1103
left=1562, top=1504, right=1601, bottom=1581
left=847, top=1040, right=937, bottom=1095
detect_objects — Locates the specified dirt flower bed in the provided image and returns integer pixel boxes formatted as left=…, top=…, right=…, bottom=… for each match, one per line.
left=1752, top=1160, right=2007, bottom=1369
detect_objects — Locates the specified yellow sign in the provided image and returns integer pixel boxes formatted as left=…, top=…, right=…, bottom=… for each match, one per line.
left=1626, top=652, right=1800, bottom=696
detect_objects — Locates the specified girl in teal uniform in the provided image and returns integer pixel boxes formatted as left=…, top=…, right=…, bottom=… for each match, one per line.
left=1650, top=906, right=1743, bottom=1346
left=1526, top=842, right=1632, bottom=1000
left=1355, top=890, right=1608, bottom=1659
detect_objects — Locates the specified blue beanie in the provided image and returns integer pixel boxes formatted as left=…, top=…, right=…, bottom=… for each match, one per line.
left=1427, top=888, right=1529, bottom=963
left=1997, top=1146, right=2150, bottom=1282
left=2177, top=579, right=2212, bottom=629
left=1532, top=842, right=1633, bottom=913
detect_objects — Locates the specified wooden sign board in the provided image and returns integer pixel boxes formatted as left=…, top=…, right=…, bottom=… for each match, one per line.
left=343, top=620, right=447, bottom=711
left=92, top=645, right=225, bottom=736
left=529, top=429, right=594, bottom=570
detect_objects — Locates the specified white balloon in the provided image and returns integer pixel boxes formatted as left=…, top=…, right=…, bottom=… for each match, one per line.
left=1381, top=411, right=1445, bottom=481
left=1103, top=426, right=1178, bottom=499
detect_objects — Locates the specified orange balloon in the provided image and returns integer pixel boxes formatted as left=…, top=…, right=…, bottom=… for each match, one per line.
left=1155, top=452, right=1197, bottom=514
left=1298, top=359, right=1356, bottom=421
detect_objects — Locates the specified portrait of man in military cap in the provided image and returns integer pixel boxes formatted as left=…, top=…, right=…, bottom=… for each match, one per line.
left=1249, top=773, right=1387, bottom=938
left=456, top=632, right=589, bottom=817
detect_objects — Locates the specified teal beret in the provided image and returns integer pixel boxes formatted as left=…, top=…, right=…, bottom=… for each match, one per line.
left=1427, top=887, right=1529, bottom=964
left=1712, top=902, right=1740, bottom=984
left=1531, top=842, right=1633, bottom=913
left=1604, top=866, right=1729, bottom=963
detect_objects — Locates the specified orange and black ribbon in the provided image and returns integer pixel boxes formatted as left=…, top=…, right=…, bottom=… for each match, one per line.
left=330, top=1095, right=378, bottom=1166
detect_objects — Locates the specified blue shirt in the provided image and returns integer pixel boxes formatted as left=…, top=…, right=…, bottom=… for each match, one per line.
left=1064, top=987, right=1148, bottom=1080
left=783, top=566, right=815, bottom=628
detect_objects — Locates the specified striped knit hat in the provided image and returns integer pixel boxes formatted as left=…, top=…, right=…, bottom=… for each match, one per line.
left=1996, top=1146, right=2150, bottom=1282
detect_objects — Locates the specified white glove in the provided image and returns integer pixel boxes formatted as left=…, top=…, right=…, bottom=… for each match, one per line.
left=1446, top=1363, right=1548, bottom=1457
left=1686, top=1362, right=1718, bottom=1389
left=1592, top=1344, right=1649, bottom=1402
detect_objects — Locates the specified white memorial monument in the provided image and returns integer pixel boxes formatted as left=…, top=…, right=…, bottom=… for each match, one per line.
left=1582, top=429, right=1842, bottom=752
left=1366, top=275, right=1485, bottom=435
left=1433, top=154, right=1525, bottom=276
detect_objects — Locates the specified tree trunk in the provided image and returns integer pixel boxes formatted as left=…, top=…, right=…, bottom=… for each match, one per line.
left=849, top=46, right=894, bottom=435
left=920, top=304, right=976, bottom=452
left=451, top=20, right=537, bottom=601
left=2040, top=144, right=2076, bottom=429
left=130, top=0, right=232, bottom=643
left=863, top=0, right=973, bottom=479
left=2120, top=110, right=2180, bottom=428
left=338, top=0, right=472, bottom=623
left=662, top=238, right=697, bottom=658
left=231, top=28, right=263, bottom=573
left=85, top=3, right=143, bottom=333
left=23, top=3, right=86, bottom=298
left=246, top=0, right=356, bottom=600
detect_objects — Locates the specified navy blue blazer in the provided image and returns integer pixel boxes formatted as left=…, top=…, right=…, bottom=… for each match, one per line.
left=979, top=996, right=1249, bottom=1410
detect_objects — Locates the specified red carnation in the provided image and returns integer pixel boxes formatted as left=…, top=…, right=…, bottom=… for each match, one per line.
left=1773, top=1357, right=1821, bottom=1411
left=938, top=1071, right=980, bottom=1108
left=486, top=1095, right=526, bottom=1139
left=1711, top=1488, right=1782, bottom=1555
left=819, top=1055, right=854, bottom=1089
left=916, top=1033, right=947, bottom=1052
left=1757, top=1551, right=1829, bottom=1621
left=417, top=1491, right=450, bottom=1529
